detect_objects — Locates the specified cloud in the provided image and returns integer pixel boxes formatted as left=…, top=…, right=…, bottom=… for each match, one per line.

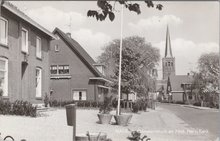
left=128, top=15, right=183, bottom=32
left=26, top=6, right=86, bottom=31
left=153, top=38, right=219, bottom=79
left=71, top=28, right=112, bottom=61
left=25, top=6, right=111, bottom=61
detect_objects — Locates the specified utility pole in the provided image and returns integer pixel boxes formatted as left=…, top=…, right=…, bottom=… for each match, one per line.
left=219, top=0, right=220, bottom=109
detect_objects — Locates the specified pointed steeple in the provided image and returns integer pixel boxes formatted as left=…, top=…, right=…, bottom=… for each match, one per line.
left=165, top=25, right=173, bottom=58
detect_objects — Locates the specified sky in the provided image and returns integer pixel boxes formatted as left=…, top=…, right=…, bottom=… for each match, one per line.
left=11, top=1, right=219, bottom=79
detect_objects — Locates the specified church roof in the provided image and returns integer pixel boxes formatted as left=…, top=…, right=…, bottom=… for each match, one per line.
left=165, top=25, right=173, bottom=58
left=170, top=75, right=193, bottom=92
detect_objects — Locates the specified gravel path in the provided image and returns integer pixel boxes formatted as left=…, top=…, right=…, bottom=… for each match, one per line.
left=0, top=107, right=214, bottom=141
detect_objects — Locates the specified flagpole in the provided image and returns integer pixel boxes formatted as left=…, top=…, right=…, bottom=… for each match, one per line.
left=117, top=4, right=124, bottom=116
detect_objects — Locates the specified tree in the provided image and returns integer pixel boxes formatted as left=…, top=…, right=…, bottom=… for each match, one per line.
left=98, top=36, right=160, bottom=98
left=192, top=52, right=219, bottom=107
left=198, top=52, right=219, bottom=85
left=87, top=0, right=163, bottom=21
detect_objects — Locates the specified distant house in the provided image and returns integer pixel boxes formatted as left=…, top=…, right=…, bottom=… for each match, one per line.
left=49, top=28, right=112, bottom=102
left=156, top=26, right=193, bottom=103
left=0, top=2, right=54, bottom=103
left=170, top=74, right=194, bottom=102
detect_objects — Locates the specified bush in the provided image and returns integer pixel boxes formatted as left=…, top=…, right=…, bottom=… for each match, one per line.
left=0, top=100, right=11, bottom=115
left=132, top=102, right=139, bottom=113
left=99, top=96, right=113, bottom=114
left=44, top=93, right=49, bottom=107
left=49, top=100, right=74, bottom=107
left=0, top=100, right=37, bottom=117
left=175, top=101, right=185, bottom=105
left=193, top=102, right=201, bottom=106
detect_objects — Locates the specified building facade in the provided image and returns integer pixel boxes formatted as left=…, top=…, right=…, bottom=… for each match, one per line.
left=49, top=28, right=112, bottom=102
left=0, top=2, right=54, bottom=103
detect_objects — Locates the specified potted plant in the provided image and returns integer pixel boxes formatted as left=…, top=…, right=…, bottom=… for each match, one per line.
left=113, top=98, right=132, bottom=126
left=97, top=96, right=113, bottom=124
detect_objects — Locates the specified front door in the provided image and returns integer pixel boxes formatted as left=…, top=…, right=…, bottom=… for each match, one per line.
left=36, top=68, right=42, bottom=98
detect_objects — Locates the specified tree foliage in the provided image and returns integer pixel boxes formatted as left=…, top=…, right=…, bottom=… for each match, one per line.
left=87, top=0, right=163, bottom=21
left=198, top=52, right=219, bottom=83
left=192, top=52, right=219, bottom=104
left=98, top=36, right=160, bottom=97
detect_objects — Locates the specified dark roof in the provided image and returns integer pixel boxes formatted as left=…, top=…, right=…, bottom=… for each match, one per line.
left=170, top=75, right=193, bottom=92
left=52, top=27, right=105, bottom=78
left=2, top=2, right=55, bottom=39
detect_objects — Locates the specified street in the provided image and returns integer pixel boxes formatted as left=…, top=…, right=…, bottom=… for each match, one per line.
left=158, top=102, right=220, bottom=139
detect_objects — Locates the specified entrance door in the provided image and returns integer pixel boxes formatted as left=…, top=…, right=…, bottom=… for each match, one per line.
left=36, top=68, right=42, bottom=98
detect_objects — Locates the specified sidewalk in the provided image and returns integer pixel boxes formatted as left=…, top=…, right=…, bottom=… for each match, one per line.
left=0, top=107, right=216, bottom=141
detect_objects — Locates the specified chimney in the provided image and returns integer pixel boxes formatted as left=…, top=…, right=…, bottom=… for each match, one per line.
left=66, top=32, right=71, bottom=38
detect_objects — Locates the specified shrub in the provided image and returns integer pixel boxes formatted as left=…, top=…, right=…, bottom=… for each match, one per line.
left=0, top=100, right=37, bottom=117
left=44, top=93, right=49, bottom=107
left=175, top=101, right=185, bottom=105
left=91, top=101, right=98, bottom=108
left=132, top=102, right=139, bottom=113
left=99, top=96, right=113, bottom=114
left=112, top=98, right=118, bottom=108
left=0, top=100, right=11, bottom=115
left=193, top=102, right=201, bottom=106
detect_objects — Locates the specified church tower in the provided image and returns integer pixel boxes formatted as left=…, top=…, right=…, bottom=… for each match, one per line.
left=162, top=26, right=175, bottom=80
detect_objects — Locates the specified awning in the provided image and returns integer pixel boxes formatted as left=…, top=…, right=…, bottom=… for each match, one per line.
left=89, top=77, right=113, bottom=83
left=97, top=85, right=111, bottom=89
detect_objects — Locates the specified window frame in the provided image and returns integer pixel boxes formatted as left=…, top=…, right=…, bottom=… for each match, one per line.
left=73, top=90, right=87, bottom=101
left=0, top=57, right=8, bottom=97
left=55, top=45, right=59, bottom=52
left=36, top=36, right=42, bottom=59
left=21, top=27, right=29, bottom=53
left=50, top=65, right=69, bottom=75
left=0, top=17, right=8, bottom=46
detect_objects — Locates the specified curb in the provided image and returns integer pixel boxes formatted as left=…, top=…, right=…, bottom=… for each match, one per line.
left=182, top=105, right=219, bottom=111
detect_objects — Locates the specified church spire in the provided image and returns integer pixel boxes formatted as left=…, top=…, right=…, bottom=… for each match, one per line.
left=165, top=25, right=173, bottom=58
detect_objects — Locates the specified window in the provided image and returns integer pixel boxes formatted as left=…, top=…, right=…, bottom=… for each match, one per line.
left=170, top=62, right=173, bottom=66
left=0, top=57, right=8, bottom=97
left=0, top=17, right=8, bottom=45
left=21, top=28, right=28, bottom=53
left=36, top=68, right=42, bottom=98
left=73, top=90, right=86, bottom=101
left=55, top=45, right=59, bottom=52
left=50, top=65, right=69, bottom=75
left=50, top=65, right=58, bottom=74
left=168, top=62, right=170, bottom=66
left=36, top=37, right=42, bottom=58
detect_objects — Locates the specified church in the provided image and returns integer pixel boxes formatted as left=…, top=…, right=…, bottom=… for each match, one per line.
left=157, top=26, right=194, bottom=103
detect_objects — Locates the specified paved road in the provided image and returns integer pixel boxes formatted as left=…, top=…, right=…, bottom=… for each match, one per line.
left=158, top=102, right=220, bottom=139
